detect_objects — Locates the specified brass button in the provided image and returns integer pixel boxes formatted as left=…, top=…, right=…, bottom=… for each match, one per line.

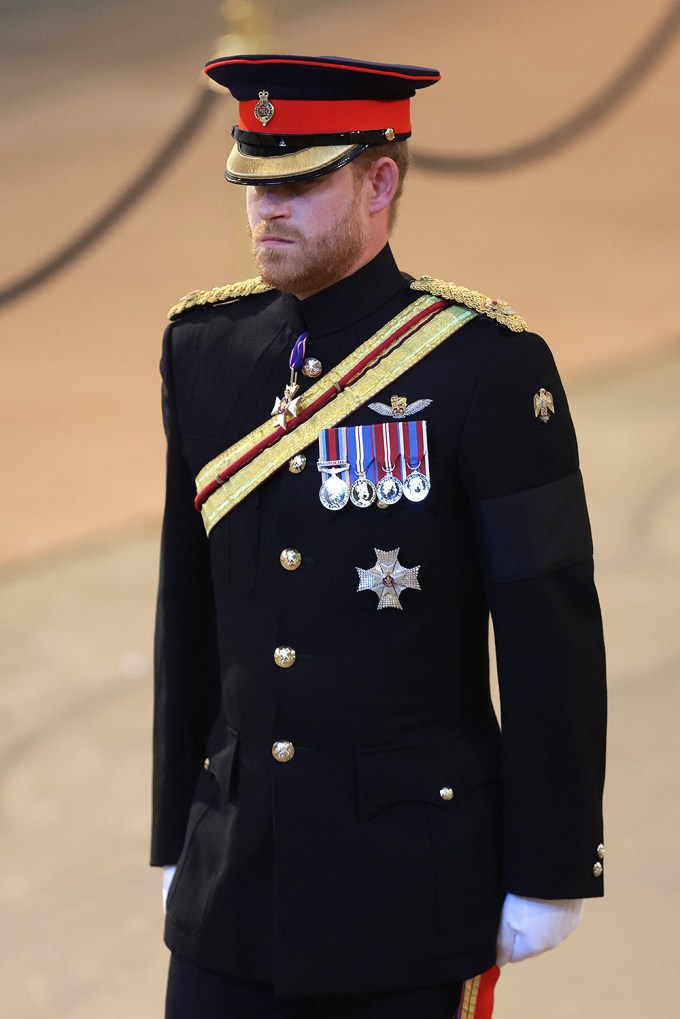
left=203, top=757, right=210, bottom=771
left=597, top=843, right=605, bottom=860
left=439, top=786, right=454, bottom=801
left=288, top=454, right=307, bottom=473
left=593, top=862, right=603, bottom=878
left=274, top=645, right=296, bottom=668
left=280, top=548, right=302, bottom=571
left=272, top=740, right=295, bottom=763
left=302, top=356, right=323, bottom=378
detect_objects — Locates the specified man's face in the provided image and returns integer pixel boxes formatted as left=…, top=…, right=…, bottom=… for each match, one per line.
left=246, top=163, right=370, bottom=299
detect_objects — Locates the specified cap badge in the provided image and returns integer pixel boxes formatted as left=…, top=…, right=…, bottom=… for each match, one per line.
left=254, top=90, right=275, bottom=126
left=533, top=387, right=555, bottom=423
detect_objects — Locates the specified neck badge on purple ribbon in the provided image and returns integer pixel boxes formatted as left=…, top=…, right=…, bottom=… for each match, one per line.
left=272, top=331, right=308, bottom=430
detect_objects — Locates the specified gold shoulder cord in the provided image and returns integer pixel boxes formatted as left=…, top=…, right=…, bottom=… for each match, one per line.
left=168, top=277, right=274, bottom=320
left=410, top=277, right=527, bottom=333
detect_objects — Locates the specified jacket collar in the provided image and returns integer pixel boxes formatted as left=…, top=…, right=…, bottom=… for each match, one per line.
left=278, top=244, right=408, bottom=339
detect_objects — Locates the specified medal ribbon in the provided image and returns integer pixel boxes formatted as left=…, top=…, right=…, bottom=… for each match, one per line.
left=404, top=420, right=428, bottom=478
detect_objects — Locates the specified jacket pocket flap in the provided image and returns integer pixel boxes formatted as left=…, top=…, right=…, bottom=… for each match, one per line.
left=357, top=729, right=501, bottom=821
left=206, top=724, right=239, bottom=801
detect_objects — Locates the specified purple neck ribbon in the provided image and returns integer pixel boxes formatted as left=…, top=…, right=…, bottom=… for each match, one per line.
left=289, top=332, right=309, bottom=373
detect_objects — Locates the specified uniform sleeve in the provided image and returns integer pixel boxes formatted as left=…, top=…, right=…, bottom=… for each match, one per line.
left=458, top=329, right=606, bottom=899
left=151, top=324, right=221, bottom=867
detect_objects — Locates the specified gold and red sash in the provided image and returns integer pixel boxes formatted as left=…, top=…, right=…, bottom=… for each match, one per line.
left=194, top=294, right=477, bottom=535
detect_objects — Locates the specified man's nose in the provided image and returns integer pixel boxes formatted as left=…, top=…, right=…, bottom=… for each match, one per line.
left=257, top=186, right=291, bottom=219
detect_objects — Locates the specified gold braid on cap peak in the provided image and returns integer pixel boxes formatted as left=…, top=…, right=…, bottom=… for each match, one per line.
left=410, top=277, right=527, bottom=332
left=168, top=277, right=274, bottom=320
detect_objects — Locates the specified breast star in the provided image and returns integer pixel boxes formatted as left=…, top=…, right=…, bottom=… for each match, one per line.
left=356, top=547, right=421, bottom=610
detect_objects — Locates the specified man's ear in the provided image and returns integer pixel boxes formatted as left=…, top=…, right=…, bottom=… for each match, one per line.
left=365, top=157, right=399, bottom=214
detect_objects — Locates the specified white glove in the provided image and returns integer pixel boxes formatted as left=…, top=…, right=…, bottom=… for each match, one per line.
left=162, top=865, right=177, bottom=914
left=496, top=894, right=584, bottom=966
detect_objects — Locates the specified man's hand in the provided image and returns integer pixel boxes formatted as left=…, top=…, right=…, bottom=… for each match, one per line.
left=496, top=894, right=584, bottom=966
left=162, top=865, right=177, bottom=914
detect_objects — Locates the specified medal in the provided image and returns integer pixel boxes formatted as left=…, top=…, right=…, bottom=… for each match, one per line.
left=349, top=426, right=376, bottom=508
left=318, top=427, right=350, bottom=511
left=403, top=469, right=430, bottom=501
left=375, top=422, right=402, bottom=505
left=319, top=465, right=350, bottom=510
left=350, top=476, right=376, bottom=508
left=401, top=420, right=431, bottom=503
left=376, top=470, right=402, bottom=505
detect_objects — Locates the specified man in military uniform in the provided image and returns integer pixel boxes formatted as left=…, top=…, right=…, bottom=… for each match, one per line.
left=152, top=55, right=606, bottom=1018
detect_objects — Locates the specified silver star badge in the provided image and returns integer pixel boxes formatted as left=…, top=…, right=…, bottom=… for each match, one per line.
left=272, top=383, right=301, bottom=430
left=356, top=547, right=421, bottom=610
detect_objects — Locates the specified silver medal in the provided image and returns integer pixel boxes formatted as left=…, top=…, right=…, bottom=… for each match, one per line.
left=376, top=474, right=403, bottom=505
left=350, top=477, right=376, bottom=508
left=319, top=472, right=350, bottom=510
left=403, top=471, right=430, bottom=502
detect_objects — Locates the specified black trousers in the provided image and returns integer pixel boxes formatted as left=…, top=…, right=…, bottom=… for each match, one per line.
left=166, top=954, right=465, bottom=1019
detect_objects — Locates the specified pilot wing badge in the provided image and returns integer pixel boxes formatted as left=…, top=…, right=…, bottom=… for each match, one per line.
left=369, top=395, right=432, bottom=419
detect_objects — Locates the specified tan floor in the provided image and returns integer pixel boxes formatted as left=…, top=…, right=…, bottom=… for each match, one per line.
left=1, top=1, right=679, bottom=1015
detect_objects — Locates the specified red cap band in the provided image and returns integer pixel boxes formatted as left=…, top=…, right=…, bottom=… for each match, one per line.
left=238, top=97, right=411, bottom=135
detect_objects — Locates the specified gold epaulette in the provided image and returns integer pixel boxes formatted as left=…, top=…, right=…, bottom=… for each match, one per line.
left=410, top=277, right=527, bottom=333
left=168, top=277, right=275, bottom=320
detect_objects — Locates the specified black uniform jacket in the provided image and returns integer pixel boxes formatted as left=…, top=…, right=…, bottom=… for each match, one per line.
left=152, top=245, right=606, bottom=996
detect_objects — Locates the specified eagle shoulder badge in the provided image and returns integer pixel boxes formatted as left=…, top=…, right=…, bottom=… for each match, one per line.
left=533, top=387, right=555, bottom=423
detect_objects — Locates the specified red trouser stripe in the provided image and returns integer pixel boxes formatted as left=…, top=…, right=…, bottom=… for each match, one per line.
left=457, top=965, right=500, bottom=1019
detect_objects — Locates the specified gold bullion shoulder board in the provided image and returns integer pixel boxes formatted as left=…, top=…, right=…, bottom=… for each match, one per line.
left=410, top=277, right=527, bottom=333
left=168, top=277, right=275, bottom=320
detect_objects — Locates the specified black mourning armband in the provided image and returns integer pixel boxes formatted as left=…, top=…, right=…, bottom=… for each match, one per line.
left=476, top=470, right=593, bottom=583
